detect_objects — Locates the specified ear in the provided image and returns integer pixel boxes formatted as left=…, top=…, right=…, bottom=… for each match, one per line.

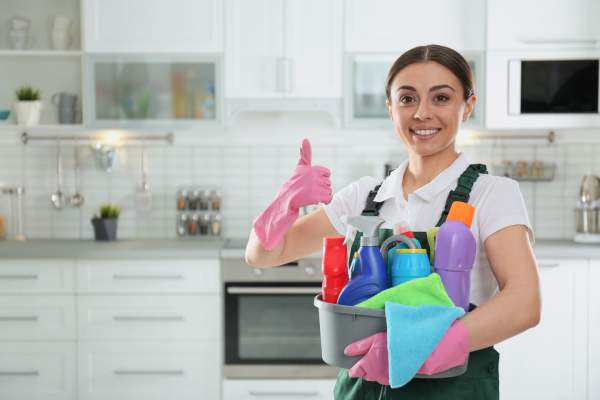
left=386, top=99, right=392, bottom=119
left=462, top=95, right=477, bottom=122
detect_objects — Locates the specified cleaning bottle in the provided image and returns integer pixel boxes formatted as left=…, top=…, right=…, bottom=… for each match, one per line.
left=321, top=236, right=348, bottom=303
left=385, top=230, right=421, bottom=273
left=337, top=216, right=389, bottom=306
left=434, top=201, right=476, bottom=312
left=348, top=251, right=360, bottom=280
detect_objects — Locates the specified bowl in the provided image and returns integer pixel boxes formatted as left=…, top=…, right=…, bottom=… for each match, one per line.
left=0, top=110, right=10, bottom=121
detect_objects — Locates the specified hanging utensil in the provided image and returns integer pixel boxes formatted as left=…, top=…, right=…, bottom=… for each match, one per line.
left=69, top=141, right=84, bottom=207
left=135, top=145, right=152, bottom=211
left=50, top=139, right=66, bottom=210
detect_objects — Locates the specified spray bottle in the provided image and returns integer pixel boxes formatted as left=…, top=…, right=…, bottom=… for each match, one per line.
left=337, top=216, right=389, bottom=306
left=434, top=201, right=476, bottom=312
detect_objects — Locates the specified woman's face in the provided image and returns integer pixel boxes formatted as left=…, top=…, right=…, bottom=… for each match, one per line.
left=386, top=61, right=476, bottom=158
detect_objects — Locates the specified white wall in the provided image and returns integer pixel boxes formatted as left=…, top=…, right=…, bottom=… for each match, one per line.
left=0, top=113, right=597, bottom=240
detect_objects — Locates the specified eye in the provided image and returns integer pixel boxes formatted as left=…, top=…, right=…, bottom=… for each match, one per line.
left=434, top=94, right=450, bottom=102
left=399, top=95, right=416, bottom=105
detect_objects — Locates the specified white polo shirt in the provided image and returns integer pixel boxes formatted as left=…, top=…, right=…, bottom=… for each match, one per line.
left=323, top=152, right=534, bottom=306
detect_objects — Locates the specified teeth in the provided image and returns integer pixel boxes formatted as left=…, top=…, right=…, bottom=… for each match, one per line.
left=412, top=129, right=439, bottom=136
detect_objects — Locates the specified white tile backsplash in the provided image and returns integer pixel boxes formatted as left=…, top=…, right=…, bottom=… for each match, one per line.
left=1, top=122, right=598, bottom=240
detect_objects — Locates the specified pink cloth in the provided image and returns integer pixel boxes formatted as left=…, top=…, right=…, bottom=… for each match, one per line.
left=252, top=138, right=332, bottom=251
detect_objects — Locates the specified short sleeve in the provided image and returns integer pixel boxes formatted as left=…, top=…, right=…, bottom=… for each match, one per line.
left=322, top=176, right=379, bottom=236
left=476, top=177, right=534, bottom=244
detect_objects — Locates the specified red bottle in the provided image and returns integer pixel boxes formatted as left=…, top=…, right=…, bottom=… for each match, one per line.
left=322, top=236, right=348, bottom=303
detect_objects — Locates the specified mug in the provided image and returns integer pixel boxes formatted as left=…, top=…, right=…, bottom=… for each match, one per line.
left=52, top=92, right=78, bottom=124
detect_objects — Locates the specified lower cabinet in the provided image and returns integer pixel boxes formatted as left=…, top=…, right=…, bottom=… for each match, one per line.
left=78, top=341, right=220, bottom=400
left=0, top=342, right=76, bottom=400
left=223, top=379, right=337, bottom=400
left=496, top=258, right=588, bottom=400
left=589, top=261, right=600, bottom=400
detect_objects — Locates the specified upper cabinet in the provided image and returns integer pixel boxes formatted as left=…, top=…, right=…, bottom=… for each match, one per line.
left=487, top=0, right=600, bottom=50
left=83, top=0, right=223, bottom=53
left=225, top=0, right=342, bottom=98
left=344, top=0, right=485, bottom=53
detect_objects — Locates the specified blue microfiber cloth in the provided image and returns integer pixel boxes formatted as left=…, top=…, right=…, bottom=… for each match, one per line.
left=385, top=301, right=465, bottom=388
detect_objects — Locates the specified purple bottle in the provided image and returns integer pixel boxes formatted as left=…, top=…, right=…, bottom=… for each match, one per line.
left=434, top=201, right=476, bottom=312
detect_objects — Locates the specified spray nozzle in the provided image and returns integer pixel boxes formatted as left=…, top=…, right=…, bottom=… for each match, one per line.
left=348, top=215, right=385, bottom=246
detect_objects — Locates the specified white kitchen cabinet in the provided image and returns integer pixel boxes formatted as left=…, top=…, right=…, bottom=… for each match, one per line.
left=0, top=259, right=75, bottom=294
left=496, top=259, right=588, bottom=400
left=225, top=0, right=342, bottom=98
left=487, top=0, right=600, bottom=50
left=78, top=341, right=220, bottom=400
left=223, top=379, right=336, bottom=400
left=344, top=0, right=485, bottom=53
left=0, top=342, right=76, bottom=400
left=83, top=0, right=223, bottom=52
left=589, top=261, right=600, bottom=400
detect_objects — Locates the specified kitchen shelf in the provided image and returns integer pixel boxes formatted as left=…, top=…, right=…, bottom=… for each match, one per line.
left=492, top=162, right=556, bottom=182
left=0, top=50, right=82, bottom=57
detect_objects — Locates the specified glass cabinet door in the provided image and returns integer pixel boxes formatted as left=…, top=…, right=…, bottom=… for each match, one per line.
left=346, top=52, right=484, bottom=128
left=86, top=55, right=221, bottom=127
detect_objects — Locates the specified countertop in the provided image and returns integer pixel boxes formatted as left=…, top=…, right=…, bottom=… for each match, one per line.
left=0, top=238, right=599, bottom=260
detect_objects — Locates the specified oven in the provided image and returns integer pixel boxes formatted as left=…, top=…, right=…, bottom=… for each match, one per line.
left=221, top=256, right=338, bottom=379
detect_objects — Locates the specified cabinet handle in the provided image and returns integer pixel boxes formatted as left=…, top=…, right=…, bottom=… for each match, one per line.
left=0, top=316, right=38, bottom=321
left=519, top=38, right=597, bottom=46
left=114, top=370, right=185, bottom=376
left=0, top=370, right=39, bottom=376
left=249, top=391, right=319, bottom=397
left=113, top=315, right=185, bottom=322
left=538, top=263, right=560, bottom=268
left=0, top=274, right=38, bottom=280
left=112, top=274, right=184, bottom=280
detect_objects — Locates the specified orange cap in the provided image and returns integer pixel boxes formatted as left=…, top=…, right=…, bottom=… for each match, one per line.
left=447, top=201, right=475, bottom=227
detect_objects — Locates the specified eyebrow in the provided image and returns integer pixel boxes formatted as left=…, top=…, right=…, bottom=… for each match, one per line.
left=396, top=84, right=455, bottom=93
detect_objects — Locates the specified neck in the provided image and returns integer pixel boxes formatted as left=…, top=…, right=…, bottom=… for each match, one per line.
left=403, top=146, right=459, bottom=197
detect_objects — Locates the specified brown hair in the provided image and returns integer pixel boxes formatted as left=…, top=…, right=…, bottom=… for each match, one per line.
left=385, top=44, right=475, bottom=102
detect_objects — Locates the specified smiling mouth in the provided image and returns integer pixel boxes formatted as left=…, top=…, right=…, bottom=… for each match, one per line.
left=410, top=128, right=440, bottom=137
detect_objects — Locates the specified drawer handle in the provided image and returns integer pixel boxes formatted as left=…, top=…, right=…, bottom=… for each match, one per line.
left=0, top=370, right=39, bottom=376
left=227, top=287, right=321, bottom=295
left=538, top=263, right=560, bottom=268
left=112, top=274, right=184, bottom=280
left=113, top=315, right=185, bottom=322
left=0, top=274, right=38, bottom=280
left=0, top=316, right=38, bottom=321
left=114, top=370, right=185, bottom=376
left=249, top=391, right=319, bottom=397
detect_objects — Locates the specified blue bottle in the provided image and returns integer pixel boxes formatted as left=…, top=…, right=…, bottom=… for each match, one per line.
left=390, top=248, right=431, bottom=285
left=386, top=232, right=421, bottom=273
left=337, top=216, right=389, bottom=306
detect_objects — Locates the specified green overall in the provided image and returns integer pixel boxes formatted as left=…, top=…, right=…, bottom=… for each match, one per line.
left=335, top=164, right=500, bottom=400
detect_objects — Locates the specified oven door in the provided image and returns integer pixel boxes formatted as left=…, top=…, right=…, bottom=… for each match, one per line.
left=224, top=282, right=323, bottom=366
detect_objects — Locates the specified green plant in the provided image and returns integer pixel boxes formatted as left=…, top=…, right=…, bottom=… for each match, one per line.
left=15, top=85, right=41, bottom=101
left=97, top=204, right=121, bottom=219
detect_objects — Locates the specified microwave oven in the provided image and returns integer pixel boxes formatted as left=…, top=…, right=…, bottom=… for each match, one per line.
left=487, top=50, right=600, bottom=129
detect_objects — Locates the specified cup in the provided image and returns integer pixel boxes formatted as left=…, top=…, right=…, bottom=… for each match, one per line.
left=52, top=92, right=78, bottom=124
left=8, top=29, right=34, bottom=50
left=52, top=15, right=71, bottom=32
left=51, top=29, right=71, bottom=50
left=9, top=16, right=31, bottom=31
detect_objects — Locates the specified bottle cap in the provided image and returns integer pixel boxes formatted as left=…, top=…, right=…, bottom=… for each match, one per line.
left=447, top=201, right=475, bottom=227
left=323, top=236, right=345, bottom=246
left=395, top=248, right=427, bottom=254
left=401, top=230, right=415, bottom=238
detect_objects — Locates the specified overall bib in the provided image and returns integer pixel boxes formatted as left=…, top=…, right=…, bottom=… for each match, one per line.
left=334, top=164, right=500, bottom=400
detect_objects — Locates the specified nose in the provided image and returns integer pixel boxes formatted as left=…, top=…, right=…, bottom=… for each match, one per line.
left=413, top=100, right=432, bottom=120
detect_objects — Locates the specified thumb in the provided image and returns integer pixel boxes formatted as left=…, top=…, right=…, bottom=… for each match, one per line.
left=344, top=334, right=376, bottom=357
left=297, top=138, right=312, bottom=166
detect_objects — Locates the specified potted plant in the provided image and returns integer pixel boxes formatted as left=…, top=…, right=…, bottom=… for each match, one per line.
left=91, top=204, right=120, bottom=241
left=14, top=85, right=42, bottom=126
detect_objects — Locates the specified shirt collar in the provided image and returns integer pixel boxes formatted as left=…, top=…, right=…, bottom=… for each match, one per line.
left=373, top=153, right=471, bottom=203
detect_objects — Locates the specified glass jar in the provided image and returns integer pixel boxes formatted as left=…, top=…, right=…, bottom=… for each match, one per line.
left=210, top=213, right=222, bottom=236
left=176, top=189, right=188, bottom=211
left=188, top=189, right=199, bottom=210
left=176, top=213, right=188, bottom=237
left=187, top=213, right=199, bottom=235
left=199, top=189, right=210, bottom=210
left=199, top=213, right=211, bottom=235
left=210, top=189, right=221, bottom=211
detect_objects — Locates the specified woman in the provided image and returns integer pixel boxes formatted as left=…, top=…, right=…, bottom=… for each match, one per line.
left=246, top=44, right=541, bottom=399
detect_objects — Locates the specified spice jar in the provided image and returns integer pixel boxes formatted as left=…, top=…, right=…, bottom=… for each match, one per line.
left=199, top=213, right=211, bottom=235
left=0, top=214, right=6, bottom=240
left=515, top=161, right=529, bottom=177
left=211, top=189, right=221, bottom=211
left=176, top=189, right=188, bottom=211
left=187, top=213, right=199, bottom=235
left=176, top=213, right=188, bottom=237
left=188, top=189, right=200, bottom=210
left=211, top=213, right=222, bottom=236
left=199, top=189, right=210, bottom=210
left=532, top=161, right=545, bottom=178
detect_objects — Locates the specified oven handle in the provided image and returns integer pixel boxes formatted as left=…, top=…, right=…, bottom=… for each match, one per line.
left=226, top=287, right=321, bottom=295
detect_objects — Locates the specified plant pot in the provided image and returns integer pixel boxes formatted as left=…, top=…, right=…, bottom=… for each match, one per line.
left=91, top=217, right=118, bottom=241
left=15, top=100, right=43, bottom=126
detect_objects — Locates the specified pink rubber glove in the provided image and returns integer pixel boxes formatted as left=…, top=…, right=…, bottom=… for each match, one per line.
left=252, top=138, right=332, bottom=251
left=344, top=332, right=389, bottom=385
left=418, top=319, right=470, bottom=375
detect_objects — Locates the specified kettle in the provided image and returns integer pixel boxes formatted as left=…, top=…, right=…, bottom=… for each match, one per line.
left=575, top=175, right=600, bottom=240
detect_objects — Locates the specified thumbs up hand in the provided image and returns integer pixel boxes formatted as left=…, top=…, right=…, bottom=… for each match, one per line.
left=252, top=138, right=333, bottom=251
